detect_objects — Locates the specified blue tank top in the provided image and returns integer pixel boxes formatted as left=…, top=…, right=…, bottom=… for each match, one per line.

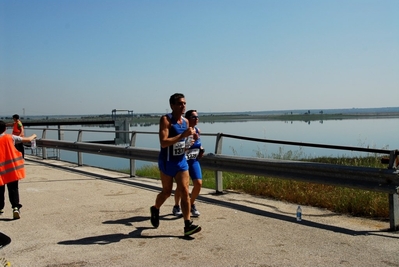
left=186, top=127, right=202, bottom=162
left=159, top=114, right=187, bottom=162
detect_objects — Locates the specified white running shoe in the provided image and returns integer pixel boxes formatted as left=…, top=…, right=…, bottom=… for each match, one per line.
left=13, top=208, right=20, bottom=220
left=191, top=204, right=200, bottom=217
left=172, top=205, right=182, bottom=216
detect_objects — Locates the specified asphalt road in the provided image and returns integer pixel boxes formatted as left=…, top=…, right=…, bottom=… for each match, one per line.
left=1, top=156, right=398, bottom=267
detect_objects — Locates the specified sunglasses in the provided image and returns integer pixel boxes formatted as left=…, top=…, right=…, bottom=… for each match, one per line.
left=190, top=116, right=199, bottom=119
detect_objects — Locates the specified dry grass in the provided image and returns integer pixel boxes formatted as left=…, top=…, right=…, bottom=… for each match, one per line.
left=134, top=155, right=391, bottom=220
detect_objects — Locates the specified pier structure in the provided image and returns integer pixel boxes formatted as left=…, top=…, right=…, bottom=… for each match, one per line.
left=111, top=109, right=134, bottom=120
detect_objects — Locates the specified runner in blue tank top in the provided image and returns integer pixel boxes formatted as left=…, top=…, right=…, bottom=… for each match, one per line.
left=173, top=110, right=205, bottom=217
left=158, top=113, right=187, bottom=167
left=150, top=93, right=202, bottom=236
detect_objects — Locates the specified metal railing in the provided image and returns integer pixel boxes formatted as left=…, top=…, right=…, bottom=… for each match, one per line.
left=28, top=127, right=399, bottom=230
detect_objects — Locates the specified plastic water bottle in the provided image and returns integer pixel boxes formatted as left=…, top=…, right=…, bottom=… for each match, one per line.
left=296, top=205, right=302, bottom=221
left=31, top=139, right=37, bottom=149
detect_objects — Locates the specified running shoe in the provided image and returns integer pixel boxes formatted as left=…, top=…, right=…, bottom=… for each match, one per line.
left=184, top=221, right=201, bottom=236
left=172, top=205, right=183, bottom=216
left=13, top=208, right=20, bottom=220
left=191, top=204, right=200, bottom=217
left=150, top=206, right=159, bottom=228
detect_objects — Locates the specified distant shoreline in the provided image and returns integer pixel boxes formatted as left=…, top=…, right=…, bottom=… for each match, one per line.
left=133, top=111, right=399, bottom=124
left=2, top=106, right=399, bottom=119
left=3, top=110, right=399, bottom=126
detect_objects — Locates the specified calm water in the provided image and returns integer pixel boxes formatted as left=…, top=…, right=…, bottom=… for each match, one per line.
left=24, top=117, right=399, bottom=171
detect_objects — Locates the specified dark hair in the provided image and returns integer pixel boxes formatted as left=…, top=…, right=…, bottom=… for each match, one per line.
left=0, top=121, right=6, bottom=134
left=169, top=93, right=185, bottom=106
left=185, top=110, right=197, bottom=119
left=13, top=114, right=19, bottom=120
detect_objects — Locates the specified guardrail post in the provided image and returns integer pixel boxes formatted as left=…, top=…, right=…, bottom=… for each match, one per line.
left=41, top=129, right=48, bottom=159
left=215, top=133, right=223, bottom=193
left=57, top=125, right=63, bottom=160
left=387, top=150, right=399, bottom=230
left=58, top=125, right=64, bottom=141
left=77, top=130, right=83, bottom=166
left=388, top=150, right=396, bottom=169
left=389, top=193, right=399, bottom=231
left=129, top=131, right=137, bottom=177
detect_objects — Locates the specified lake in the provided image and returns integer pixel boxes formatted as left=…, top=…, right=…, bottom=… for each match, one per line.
left=24, top=117, right=399, bottom=171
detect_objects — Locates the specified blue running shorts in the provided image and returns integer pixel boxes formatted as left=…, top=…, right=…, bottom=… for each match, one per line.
left=188, top=160, right=202, bottom=180
left=158, top=157, right=188, bottom=177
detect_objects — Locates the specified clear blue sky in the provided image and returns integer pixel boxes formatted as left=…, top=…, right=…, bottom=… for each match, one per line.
left=1, top=0, right=398, bottom=116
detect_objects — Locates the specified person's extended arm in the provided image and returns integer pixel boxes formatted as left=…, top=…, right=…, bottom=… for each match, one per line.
left=13, top=134, right=37, bottom=144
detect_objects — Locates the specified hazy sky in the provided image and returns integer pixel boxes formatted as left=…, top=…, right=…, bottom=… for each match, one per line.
left=1, top=0, right=398, bottom=116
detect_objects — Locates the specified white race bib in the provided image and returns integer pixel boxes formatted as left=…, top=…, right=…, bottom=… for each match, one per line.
left=186, top=148, right=200, bottom=160
left=173, top=141, right=185, bottom=156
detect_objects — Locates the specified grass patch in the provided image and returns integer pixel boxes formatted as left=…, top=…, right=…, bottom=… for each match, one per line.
left=122, top=154, right=391, bottom=220
left=134, top=163, right=160, bottom=179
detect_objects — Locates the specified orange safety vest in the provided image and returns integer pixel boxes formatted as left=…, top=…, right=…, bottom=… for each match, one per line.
left=12, top=121, right=24, bottom=137
left=0, top=134, right=25, bottom=186
left=12, top=120, right=24, bottom=137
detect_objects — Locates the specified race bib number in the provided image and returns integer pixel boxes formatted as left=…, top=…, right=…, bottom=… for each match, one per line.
left=173, top=141, right=185, bottom=156
left=186, top=148, right=200, bottom=160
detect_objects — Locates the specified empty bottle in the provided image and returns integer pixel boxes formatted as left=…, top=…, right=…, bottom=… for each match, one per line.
left=296, top=205, right=302, bottom=221
left=185, top=135, right=193, bottom=149
left=31, top=139, right=36, bottom=149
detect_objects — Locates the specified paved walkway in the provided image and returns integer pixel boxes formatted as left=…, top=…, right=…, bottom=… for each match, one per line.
left=1, top=156, right=398, bottom=267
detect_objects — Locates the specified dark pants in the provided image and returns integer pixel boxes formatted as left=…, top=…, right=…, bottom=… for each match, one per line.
left=0, top=181, right=21, bottom=210
left=15, top=142, right=24, bottom=158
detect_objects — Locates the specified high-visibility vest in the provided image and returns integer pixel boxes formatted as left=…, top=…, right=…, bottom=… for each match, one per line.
left=0, top=134, right=25, bottom=186
left=12, top=121, right=24, bottom=137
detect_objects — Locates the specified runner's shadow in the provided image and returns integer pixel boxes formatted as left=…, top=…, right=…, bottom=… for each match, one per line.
left=59, top=213, right=191, bottom=245
left=0, top=218, right=15, bottom=222
left=57, top=226, right=194, bottom=245
left=58, top=232, right=136, bottom=245
left=102, top=214, right=180, bottom=226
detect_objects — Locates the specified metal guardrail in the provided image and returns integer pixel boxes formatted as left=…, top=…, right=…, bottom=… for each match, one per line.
left=29, top=128, right=399, bottom=230
left=201, top=154, right=399, bottom=193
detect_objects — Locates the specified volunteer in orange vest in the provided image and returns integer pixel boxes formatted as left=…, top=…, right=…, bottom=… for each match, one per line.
left=6, top=114, right=25, bottom=158
left=0, top=120, right=36, bottom=220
